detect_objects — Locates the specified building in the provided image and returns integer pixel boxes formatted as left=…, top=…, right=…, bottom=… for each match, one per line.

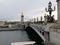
left=21, top=12, right=24, bottom=24
left=0, top=21, right=5, bottom=25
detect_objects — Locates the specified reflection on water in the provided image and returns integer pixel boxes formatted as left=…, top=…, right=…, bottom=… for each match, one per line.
left=0, top=30, right=30, bottom=45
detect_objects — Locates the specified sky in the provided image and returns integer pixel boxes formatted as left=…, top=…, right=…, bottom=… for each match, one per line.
left=0, top=0, right=57, bottom=21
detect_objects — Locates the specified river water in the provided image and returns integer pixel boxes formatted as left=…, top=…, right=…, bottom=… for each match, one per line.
left=0, top=30, right=30, bottom=45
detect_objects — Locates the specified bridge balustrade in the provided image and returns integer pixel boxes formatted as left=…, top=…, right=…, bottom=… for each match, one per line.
left=30, top=24, right=50, bottom=41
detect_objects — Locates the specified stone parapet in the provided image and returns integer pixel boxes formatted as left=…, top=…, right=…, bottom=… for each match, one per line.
left=50, top=27, right=60, bottom=33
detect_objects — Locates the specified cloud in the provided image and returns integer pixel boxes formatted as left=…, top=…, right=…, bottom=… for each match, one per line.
left=0, top=0, right=57, bottom=21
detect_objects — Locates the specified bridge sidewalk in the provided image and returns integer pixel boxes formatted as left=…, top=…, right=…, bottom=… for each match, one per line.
left=45, top=41, right=56, bottom=45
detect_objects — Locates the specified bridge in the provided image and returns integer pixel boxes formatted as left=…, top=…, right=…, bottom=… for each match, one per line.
left=25, top=23, right=50, bottom=45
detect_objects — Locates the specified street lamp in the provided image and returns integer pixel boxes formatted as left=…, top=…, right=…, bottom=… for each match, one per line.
left=45, top=1, right=55, bottom=23
left=45, top=1, right=55, bottom=17
left=48, top=1, right=52, bottom=6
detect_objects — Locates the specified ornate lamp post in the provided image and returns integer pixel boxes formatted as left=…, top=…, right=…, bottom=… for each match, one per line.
left=45, top=1, right=55, bottom=22
left=45, top=1, right=55, bottom=17
left=37, top=17, right=38, bottom=23
left=34, top=18, right=36, bottom=23
left=41, top=16, right=42, bottom=21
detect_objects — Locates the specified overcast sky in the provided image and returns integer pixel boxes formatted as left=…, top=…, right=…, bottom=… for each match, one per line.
left=0, top=0, right=57, bottom=21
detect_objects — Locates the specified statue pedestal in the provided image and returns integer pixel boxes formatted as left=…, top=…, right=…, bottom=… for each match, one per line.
left=47, top=16, right=54, bottom=23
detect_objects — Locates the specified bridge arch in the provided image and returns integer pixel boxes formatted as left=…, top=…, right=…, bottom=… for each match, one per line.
left=25, top=25, right=46, bottom=45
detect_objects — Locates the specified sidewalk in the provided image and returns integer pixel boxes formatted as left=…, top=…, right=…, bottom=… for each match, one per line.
left=45, top=41, right=56, bottom=45
left=50, top=32, right=60, bottom=45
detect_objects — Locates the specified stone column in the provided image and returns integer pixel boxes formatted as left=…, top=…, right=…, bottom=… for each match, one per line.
left=54, top=0, right=60, bottom=27
left=57, top=0, right=60, bottom=25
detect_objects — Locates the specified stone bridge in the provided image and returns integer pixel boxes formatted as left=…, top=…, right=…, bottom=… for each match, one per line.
left=25, top=24, right=50, bottom=45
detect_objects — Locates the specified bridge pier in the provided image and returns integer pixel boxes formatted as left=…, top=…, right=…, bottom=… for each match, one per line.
left=44, top=31, right=50, bottom=41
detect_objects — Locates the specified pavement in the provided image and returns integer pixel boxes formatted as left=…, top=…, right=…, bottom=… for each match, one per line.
left=45, top=41, right=56, bottom=45
left=50, top=32, right=60, bottom=45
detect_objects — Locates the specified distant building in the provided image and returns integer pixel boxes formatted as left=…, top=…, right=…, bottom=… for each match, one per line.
left=21, top=12, right=24, bottom=24
left=0, top=21, right=5, bottom=25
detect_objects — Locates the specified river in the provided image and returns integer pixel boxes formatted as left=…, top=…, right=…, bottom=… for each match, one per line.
left=0, top=30, right=30, bottom=45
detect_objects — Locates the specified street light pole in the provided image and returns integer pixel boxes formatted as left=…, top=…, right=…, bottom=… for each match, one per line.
left=45, top=1, right=55, bottom=17
left=45, top=1, right=55, bottom=23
